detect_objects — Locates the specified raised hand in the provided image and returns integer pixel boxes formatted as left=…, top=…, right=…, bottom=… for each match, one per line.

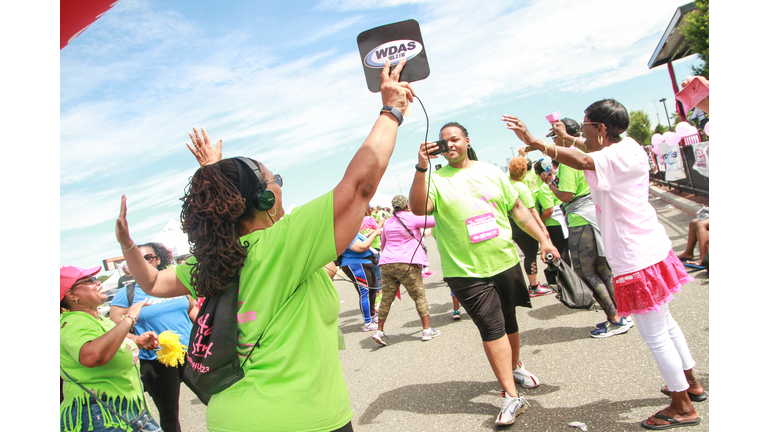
left=115, top=195, right=134, bottom=250
left=380, top=59, right=415, bottom=115
left=502, top=115, right=537, bottom=146
left=186, top=127, right=222, bottom=167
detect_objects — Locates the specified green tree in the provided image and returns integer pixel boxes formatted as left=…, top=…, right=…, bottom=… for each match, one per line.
left=97, top=275, right=110, bottom=283
left=627, top=110, right=652, bottom=146
left=681, top=0, right=708, bottom=79
left=653, top=123, right=668, bottom=135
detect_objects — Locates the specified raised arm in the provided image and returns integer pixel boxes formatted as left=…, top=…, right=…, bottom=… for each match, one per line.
left=332, top=59, right=414, bottom=256
left=115, top=195, right=192, bottom=298
left=409, top=142, right=440, bottom=215
left=509, top=198, right=559, bottom=260
left=503, top=115, right=595, bottom=172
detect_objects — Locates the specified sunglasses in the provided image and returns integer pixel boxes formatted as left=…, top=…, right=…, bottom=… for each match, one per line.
left=580, top=122, right=601, bottom=131
left=73, top=276, right=99, bottom=287
left=266, top=174, right=283, bottom=187
left=144, top=254, right=158, bottom=262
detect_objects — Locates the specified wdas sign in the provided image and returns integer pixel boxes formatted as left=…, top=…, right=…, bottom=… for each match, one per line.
left=357, top=19, right=430, bottom=93
left=364, top=40, right=423, bottom=68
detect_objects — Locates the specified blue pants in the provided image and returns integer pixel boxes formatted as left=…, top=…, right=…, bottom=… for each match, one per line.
left=341, top=263, right=379, bottom=324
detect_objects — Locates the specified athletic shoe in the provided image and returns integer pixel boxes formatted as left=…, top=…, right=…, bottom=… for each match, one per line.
left=529, top=284, right=555, bottom=297
left=513, top=360, right=540, bottom=388
left=372, top=330, right=388, bottom=346
left=595, top=316, right=633, bottom=329
left=422, top=270, right=435, bottom=279
left=362, top=322, right=378, bottom=332
left=495, top=391, right=529, bottom=426
left=590, top=316, right=634, bottom=338
left=372, top=314, right=379, bottom=323
left=452, top=310, right=461, bottom=320
left=422, top=327, right=441, bottom=341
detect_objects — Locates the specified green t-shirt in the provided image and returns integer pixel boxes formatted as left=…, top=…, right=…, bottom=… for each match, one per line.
left=535, top=179, right=563, bottom=227
left=427, top=161, right=521, bottom=278
left=556, top=163, right=590, bottom=227
left=510, top=181, right=535, bottom=209
left=60, top=312, right=144, bottom=432
left=175, top=191, right=352, bottom=432
left=523, top=169, right=539, bottom=196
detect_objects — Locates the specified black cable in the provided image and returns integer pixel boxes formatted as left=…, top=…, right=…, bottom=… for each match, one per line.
left=335, top=94, right=434, bottom=292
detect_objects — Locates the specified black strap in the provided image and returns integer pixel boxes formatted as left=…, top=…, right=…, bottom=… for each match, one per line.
left=126, top=282, right=136, bottom=307
left=393, top=211, right=427, bottom=253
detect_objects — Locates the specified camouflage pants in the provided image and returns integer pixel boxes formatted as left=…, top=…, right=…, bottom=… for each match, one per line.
left=569, top=224, right=617, bottom=317
left=378, top=263, right=430, bottom=321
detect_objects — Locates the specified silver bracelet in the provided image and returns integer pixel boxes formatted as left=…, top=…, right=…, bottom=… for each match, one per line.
left=121, top=242, right=136, bottom=252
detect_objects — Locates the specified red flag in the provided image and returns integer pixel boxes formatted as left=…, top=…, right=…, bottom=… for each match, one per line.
left=61, top=0, right=122, bottom=49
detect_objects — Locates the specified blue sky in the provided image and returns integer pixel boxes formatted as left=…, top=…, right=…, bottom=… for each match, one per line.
left=59, top=0, right=704, bottom=269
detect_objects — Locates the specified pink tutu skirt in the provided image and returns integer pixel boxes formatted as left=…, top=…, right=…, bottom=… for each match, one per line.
left=613, top=249, right=694, bottom=317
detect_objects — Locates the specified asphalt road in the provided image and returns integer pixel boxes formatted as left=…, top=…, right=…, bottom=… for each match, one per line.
left=167, top=193, right=709, bottom=432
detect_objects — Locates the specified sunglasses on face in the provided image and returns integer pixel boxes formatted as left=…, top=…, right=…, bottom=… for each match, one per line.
left=73, top=276, right=99, bottom=287
left=580, top=122, right=601, bottom=131
left=144, top=254, right=158, bottom=262
left=266, top=174, right=283, bottom=187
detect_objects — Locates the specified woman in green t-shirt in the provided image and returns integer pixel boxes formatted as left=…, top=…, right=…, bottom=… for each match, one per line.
left=60, top=265, right=160, bottom=432
left=114, top=60, right=414, bottom=432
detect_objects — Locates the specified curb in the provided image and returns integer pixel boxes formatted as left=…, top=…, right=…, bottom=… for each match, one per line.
left=649, top=185, right=705, bottom=216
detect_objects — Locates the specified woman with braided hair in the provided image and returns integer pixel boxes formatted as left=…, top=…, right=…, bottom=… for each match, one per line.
left=109, top=242, right=198, bottom=432
left=115, top=59, right=414, bottom=432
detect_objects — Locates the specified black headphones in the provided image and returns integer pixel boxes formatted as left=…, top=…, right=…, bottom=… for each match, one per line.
left=232, top=157, right=275, bottom=212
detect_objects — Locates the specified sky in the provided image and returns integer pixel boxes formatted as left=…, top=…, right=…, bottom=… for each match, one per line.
left=58, top=0, right=705, bottom=270
left=6, top=1, right=767, bottom=427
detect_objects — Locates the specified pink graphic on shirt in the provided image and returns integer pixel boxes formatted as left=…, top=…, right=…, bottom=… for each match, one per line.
left=236, top=310, right=257, bottom=323
left=595, top=204, right=602, bottom=215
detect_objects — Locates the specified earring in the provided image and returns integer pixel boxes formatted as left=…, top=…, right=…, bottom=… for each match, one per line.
left=75, top=298, right=79, bottom=304
left=268, top=206, right=277, bottom=217
left=598, top=135, right=603, bottom=146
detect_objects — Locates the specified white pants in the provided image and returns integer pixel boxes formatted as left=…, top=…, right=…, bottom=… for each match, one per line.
left=632, top=302, right=696, bottom=392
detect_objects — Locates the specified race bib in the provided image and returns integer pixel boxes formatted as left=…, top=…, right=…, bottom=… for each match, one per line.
left=466, top=212, right=499, bottom=243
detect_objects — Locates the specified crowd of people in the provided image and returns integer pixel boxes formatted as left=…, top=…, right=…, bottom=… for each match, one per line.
left=60, top=66, right=709, bottom=431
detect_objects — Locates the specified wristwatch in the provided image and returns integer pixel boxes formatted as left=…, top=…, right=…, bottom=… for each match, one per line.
left=415, top=164, right=428, bottom=173
left=381, top=106, right=404, bottom=126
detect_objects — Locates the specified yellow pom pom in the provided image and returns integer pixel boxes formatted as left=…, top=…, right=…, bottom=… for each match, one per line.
left=156, top=330, right=188, bottom=368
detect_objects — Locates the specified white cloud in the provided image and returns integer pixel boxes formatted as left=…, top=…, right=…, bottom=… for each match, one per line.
left=61, top=0, right=691, bottom=266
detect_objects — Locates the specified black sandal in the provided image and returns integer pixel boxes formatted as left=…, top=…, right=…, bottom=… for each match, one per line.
left=660, top=385, right=708, bottom=402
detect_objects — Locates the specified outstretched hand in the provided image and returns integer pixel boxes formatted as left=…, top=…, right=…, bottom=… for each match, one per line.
left=380, top=59, right=415, bottom=115
left=502, top=115, right=537, bottom=146
left=136, top=330, right=159, bottom=350
left=186, top=127, right=222, bottom=167
left=115, top=195, right=134, bottom=250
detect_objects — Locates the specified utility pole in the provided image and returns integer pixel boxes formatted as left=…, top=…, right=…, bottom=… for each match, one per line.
left=659, top=98, right=673, bottom=130
left=652, top=100, right=661, bottom=127
left=396, top=175, right=403, bottom=195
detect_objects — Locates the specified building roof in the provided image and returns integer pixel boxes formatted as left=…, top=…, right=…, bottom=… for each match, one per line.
left=648, top=2, right=699, bottom=69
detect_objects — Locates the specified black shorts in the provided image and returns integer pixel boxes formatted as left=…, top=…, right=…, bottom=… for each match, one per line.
left=444, top=265, right=531, bottom=341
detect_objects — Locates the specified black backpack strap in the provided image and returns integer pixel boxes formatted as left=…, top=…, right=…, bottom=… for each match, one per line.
left=126, top=282, right=136, bottom=307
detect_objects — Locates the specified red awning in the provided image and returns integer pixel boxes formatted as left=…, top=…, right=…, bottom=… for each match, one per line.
left=61, top=0, right=122, bottom=49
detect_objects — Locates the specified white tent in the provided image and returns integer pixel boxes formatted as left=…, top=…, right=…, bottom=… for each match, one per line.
left=152, top=219, right=191, bottom=258
left=369, top=190, right=394, bottom=209
left=101, top=271, right=120, bottom=293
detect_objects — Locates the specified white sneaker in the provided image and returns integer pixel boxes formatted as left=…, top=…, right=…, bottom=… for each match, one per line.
left=372, top=330, right=388, bottom=346
left=513, top=360, right=540, bottom=388
left=495, top=391, right=529, bottom=425
left=422, top=327, right=441, bottom=341
left=362, top=322, right=378, bottom=332
left=372, top=314, right=379, bottom=323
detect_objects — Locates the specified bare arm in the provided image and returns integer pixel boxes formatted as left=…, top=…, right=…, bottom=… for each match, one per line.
left=332, top=59, right=414, bottom=256
left=549, top=183, right=574, bottom=203
left=509, top=198, right=559, bottom=260
left=409, top=142, right=440, bottom=215
left=78, top=300, right=153, bottom=367
left=349, top=229, right=381, bottom=252
left=187, top=295, right=199, bottom=322
left=529, top=206, right=548, bottom=238
left=115, top=195, right=192, bottom=298
left=503, top=115, right=595, bottom=172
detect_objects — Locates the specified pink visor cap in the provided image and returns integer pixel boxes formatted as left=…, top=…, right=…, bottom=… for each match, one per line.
left=60, top=265, right=101, bottom=301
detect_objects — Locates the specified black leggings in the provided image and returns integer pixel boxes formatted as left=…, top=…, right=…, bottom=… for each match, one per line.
left=568, top=224, right=616, bottom=317
left=140, top=358, right=184, bottom=432
left=510, top=220, right=539, bottom=277
left=546, top=224, right=571, bottom=266
left=445, top=266, right=528, bottom=341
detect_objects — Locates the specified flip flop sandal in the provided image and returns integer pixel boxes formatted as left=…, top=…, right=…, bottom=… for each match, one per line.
left=641, top=412, right=701, bottom=430
left=660, top=386, right=708, bottom=402
left=681, top=260, right=706, bottom=270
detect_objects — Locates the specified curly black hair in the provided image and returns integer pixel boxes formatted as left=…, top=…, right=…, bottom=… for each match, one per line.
left=180, top=159, right=256, bottom=298
left=139, top=242, right=174, bottom=271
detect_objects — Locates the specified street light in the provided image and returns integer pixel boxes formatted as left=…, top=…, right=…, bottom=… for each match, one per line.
left=659, top=98, right=673, bottom=130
